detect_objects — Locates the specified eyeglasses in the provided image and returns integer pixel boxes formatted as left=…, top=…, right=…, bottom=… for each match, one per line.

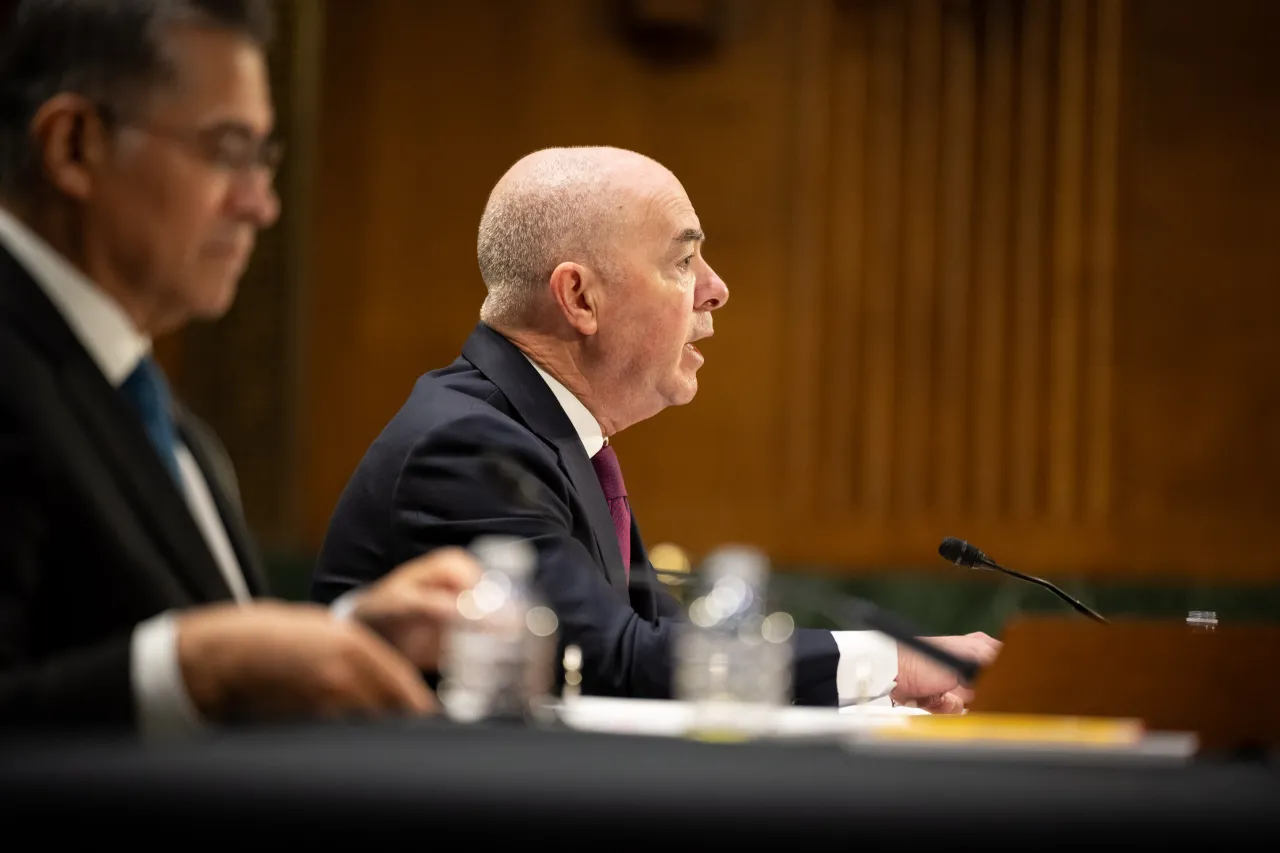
left=96, top=103, right=284, bottom=177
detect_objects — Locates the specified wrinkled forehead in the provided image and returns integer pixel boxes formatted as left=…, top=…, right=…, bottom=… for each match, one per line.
left=616, top=167, right=699, bottom=249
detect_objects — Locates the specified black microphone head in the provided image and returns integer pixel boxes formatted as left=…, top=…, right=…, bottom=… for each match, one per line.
left=938, top=536, right=981, bottom=568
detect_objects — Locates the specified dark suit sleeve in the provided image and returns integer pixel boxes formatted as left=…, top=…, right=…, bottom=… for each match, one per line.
left=0, top=424, right=134, bottom=729
left=387, top=412, right=840, bottom=704
left=654, top=586, right=686, bottom=621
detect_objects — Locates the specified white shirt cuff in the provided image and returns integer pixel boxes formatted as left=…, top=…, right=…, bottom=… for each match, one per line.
left=831, top=630, right=899, bottom=706
left=330, top=589, right=363, bottom=621
left=131, top=610, right=204, bottom=739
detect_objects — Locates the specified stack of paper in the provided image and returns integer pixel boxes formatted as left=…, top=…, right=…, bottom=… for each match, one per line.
left=556, top=696, right=930, bottom=740
left=849, top=712, right=1198, bottom=762
left=552, top=697, right=1198, bottom=762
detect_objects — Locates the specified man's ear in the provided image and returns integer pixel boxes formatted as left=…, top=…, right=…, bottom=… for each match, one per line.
left=28, top=94, right=110, bottom=201
left=549, top=261, right=599, bottom=336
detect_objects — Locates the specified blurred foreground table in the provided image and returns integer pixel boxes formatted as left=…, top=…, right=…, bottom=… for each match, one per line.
left=1, top=715, right=1277, bottom=845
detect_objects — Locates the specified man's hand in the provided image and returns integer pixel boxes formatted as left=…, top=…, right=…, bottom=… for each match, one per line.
left=177, top=601, right=437, bottom=723
left=348, top=547, right=483, bottom=671
left=891, top=632, right=1002, bottom=714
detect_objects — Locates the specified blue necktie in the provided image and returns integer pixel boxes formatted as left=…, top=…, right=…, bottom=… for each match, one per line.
left=119, top=356, right=182, bottom=487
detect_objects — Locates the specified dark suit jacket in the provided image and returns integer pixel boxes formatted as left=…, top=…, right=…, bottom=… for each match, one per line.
left=311, top=322, right=841, bottom=704
left=0, top=245, right=268, bottom=730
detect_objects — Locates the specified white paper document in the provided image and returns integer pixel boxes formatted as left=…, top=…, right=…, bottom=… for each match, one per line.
left=555, top=696, right=928, bottom=739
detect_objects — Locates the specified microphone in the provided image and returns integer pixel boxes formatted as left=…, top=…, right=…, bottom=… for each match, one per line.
left=663, top=569, right=984, bottom=685
left=939, top=537, right=1108, bottom=624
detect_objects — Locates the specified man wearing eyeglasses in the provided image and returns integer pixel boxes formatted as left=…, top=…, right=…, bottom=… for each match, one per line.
left=0, top=0, right=481, bottom=736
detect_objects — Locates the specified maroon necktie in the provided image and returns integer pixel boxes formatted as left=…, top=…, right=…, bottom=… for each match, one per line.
left=590, top=444, right=631, bottom=584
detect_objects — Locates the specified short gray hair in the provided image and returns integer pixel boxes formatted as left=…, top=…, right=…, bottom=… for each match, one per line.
left=0, top=0, right=275, bottom=198
left=477, top=147, right=634, bottom=329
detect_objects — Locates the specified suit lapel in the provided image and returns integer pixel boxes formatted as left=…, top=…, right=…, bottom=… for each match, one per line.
left=1, top=252, right=236, bottom=604
left=62, top=364, right=236, bottom=604
left=462, top=323, right=630, bottom=596
left=625, top=513, right=658, bottom=616
left=177, top=411, right=270, bottom=597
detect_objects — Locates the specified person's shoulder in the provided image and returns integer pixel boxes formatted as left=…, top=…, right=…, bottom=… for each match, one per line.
left=0, top=317, right=58, bottom=417
left=359, top=355, right=541, bottom=466
left=417, top=353, right=501, bottom=399
left=408, top=386, right=546, bottom=460
left=0, top=321, right=67, bottom=502
left=395, top=353, right=517, bottom=427
left=402, top=364, right=556, bottom=466
left=394, top=392, right=568, bottom=511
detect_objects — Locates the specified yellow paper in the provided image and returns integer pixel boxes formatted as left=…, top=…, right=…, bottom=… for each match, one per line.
left=871, top=713, right=1145, bottom=745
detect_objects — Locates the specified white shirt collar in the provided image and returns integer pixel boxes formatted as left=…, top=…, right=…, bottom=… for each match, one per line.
left=521, top=353, right=606, bottom=458
left=0, top=205, right=151, bottom=387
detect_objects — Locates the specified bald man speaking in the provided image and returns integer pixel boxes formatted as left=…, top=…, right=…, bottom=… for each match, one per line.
left=311, top=147, right=998, bottom=709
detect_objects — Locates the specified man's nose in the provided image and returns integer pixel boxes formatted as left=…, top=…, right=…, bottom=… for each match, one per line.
left=697, top=265, right=729, bottom=310
left=227, top=170, right=280, bottom=228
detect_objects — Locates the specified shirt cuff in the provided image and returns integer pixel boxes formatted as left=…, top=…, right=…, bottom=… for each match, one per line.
left=831, top=630, right=899, bottom=706
left=131, top=610, right=204, bottom=739
left=330, top=589, right=364, bottom=621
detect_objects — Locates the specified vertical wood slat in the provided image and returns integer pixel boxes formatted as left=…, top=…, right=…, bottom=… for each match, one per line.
left=972, top=0, right=1017, bottom=512
left=784, top=0, right=834, bottom=513
left=933, top=0, right=979, bottom=513
left=815, top=0, right=1119, bottom=526
left=859, top=0, right=907, bottom=515
left=822, top=1, right=870, bottom=513
left=1010, top=0, right=1054, bottom=517
left=1048, top=0, right=1091, bottom=520
left=896, top=0, right=943, bottom=513
left=279, top=0, right=327, bottom=542
left=1085, top=0, right=1123, bottom=518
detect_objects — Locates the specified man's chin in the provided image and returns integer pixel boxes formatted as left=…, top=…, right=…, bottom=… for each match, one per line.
left=192, top=280, right=241, bottom=320
left=666, top=377, right=699, bottom=407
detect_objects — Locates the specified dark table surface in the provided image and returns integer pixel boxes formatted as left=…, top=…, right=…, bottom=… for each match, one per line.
left=1, top=717, right=1277, bottom=845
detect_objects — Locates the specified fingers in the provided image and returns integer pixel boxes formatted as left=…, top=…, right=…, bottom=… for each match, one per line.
left=355, top=548, right=481, bottom=634
left=399, top=547, right=483, bottom=592
left=376, top=587, right=462, bottom=669
left=965, top=632, right=1003, bottom=663
left=893, top=630, right=1003, bottom=706
left=344, top=627, right=438, bottom=715
left=397, top=587, right=468, bottom=626
left=918, top=692, right=965, bottom=714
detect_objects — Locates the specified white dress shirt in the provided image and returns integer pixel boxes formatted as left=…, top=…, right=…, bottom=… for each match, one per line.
left=521, top=355, right=900, bottom=706
left=0, top=207, right=252, bottom=738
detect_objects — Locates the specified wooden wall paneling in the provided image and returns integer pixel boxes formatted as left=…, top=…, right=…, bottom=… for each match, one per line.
left=858, top=0, right=904, bottom=518
left=784, top=0, right=833, bottom=518
left=819, top=0, right=869, bottom=515
left=298, top=0, right=1280, bottom=582
left=1047, top=0, right=1089, bottom=522
left=1010, top=0, right=1053, bottom=518
left=933, top=0, right=979, bottom=515
left=896, top=0, right=942, bottom=516
left=1085, top=0, right=1122, bottom=520
left=774, top=0, right=1133, bottom=571
left=301, top=0, right=381, bottom=545
left=971, top=0, right=1015, bottom=516
left=1109, top=0, right=1280, bottom=569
